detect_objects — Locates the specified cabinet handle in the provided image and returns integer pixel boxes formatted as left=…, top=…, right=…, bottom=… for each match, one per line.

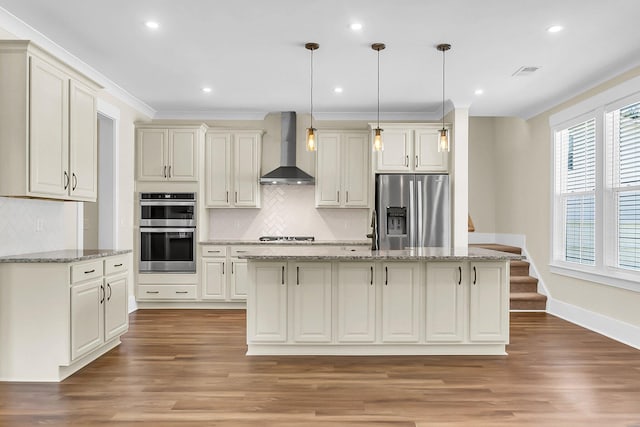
left=207, top=250, right=221, bottom=253
left=385, top=266, right=388, bottom=285
left=281, top=266, right=285, bottom=285
left=175, top=291, right=189, bottom=294
left=114, top=263, right=123, bottom=267
left=473, top=266, right=477, bottom=285
left=235, top=192, right=238, bottom=203
left=222, top=262, right=225, bottom=275
left=346, top=191, right=349, bottom=203
left=84, top=269, right=95, bottom=274
left=337, top=191, right=340, bottom=203
left=458, top=266, right=462, bottom=285
left=231, top=262, right=234, bottom=274
left=405, top=155, right=409, bottom=167
left=64, top=171, right=69, bottom=190
left=164, top=165, right=167, bottom=178
left=100, top=285, right=105, bottom=304
left=107, top=283, right=112, bottom=301
left=146, top=291, right=159, bottom=294
left=370, top=266, right=373, bottom=285
left=296, top=266, right=300, bottom=285
left=168, top=165, right=172, bottom=178
left=235, top=250, right=247, bottom=253
left=415, top=155, right=418, bottom=168
left=72, top=173, right=77, bottom=191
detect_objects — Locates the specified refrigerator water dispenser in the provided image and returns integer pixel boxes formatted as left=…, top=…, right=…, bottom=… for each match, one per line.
left=386, top=207, right=407, bottom=236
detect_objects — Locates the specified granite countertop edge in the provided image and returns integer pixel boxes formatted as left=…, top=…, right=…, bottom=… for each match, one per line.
left=0, top=249, right=133, bottom=263
left=199, top=240, right=371, bottom=246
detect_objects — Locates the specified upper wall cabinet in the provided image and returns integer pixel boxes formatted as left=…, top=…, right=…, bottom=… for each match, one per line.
left=136, top=124, right=206, bottom=182
left=372, top=124, right=449, bottom=173
left=205, top=130, right=263, bottom=208
left=316, top=130, right=370, bottom=208
left=0, top=41, right=101, bottom=202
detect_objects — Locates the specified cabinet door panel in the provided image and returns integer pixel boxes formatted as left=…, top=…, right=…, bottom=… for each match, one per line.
left=375, top=129, right=411, bottom=172
left=69, top=80, right=97, bottom=200
left=29, top=56, right=69, bottom=197
left=248, top=263, right=287, bottom=342
left=169, top=129, right=197, bottom=181
left=425, top=262, right=464, bottom=342
left=71, top=279, right=104, bottom=360
left=342, top=133, right=369, bottom=207
left=292, top=263, right=332, bottom=342
left=415, top=128, right=448, bottom=172
left=381, top=263, right=420, bottom=342
left=105, top=276, right=128, bottom=341
left=202, top=259, right=226, bottom=300
left=230, top=259, right=248, bottom=300
left=137, top=129, right=167, bottom=181
left=315, top=132, right=341, bottom=206
left=469, top=262, right=509, bottom=342
left=234, top=133, right=260, bottom=207
left=337, top=263, right=375, bottom=342
left=205, top=133, right=232, bottom=207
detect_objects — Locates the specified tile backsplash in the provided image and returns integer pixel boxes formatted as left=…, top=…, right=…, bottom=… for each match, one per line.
left=0, top=197, right=75, bottom=256
left=209, top=186, right=369, bottom=240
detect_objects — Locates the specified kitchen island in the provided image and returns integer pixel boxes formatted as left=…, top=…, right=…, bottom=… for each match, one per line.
left=240, top=247, right=520, bottom=356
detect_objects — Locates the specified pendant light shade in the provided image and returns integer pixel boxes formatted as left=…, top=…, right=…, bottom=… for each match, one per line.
left=372, top=43, right=385, bottom=152
left=437, top=43, right=451, bottom=153
left=305, top=42, right=319, bottom=152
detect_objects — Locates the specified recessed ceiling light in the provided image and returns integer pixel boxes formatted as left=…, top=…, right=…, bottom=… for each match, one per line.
left=547, top=25, right=564, bottom=33
left=145, top=21, right=159, bottom=29
left=350, top=23, right=363, bottom=31
left=334, top=87, right=343, bottom=94
left=202, top=87, right=212, bottom=93
left=474, top=89, right=484, bottom=95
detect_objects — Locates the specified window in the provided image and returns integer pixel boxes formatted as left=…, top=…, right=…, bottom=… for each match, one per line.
left=551, top=84, right=640, bottom=290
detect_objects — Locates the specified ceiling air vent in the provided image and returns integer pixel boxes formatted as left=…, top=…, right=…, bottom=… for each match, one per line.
left=512, top=66, right=540, bottom=77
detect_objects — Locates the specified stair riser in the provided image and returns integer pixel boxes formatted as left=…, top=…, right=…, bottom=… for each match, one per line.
left=511, top=282, right=538, bottom=293
left=510, top=300, right=547, bottom=311
left=510, top=266, right=530, bottom=276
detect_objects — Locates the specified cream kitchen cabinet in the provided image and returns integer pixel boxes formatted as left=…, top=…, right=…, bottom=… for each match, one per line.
left=205, top=130, right=263, bottom=208
left=247, top=262, right=288, bottom=342
left=201, top=246, right=249, bottom=301
left=291, top=262, right=332, bottom=343
left=316, top=130, right=370, bottom=208
left=0, top=40, right=100, bottom=202
left=372, top=124, right=449, bottom=173
left=337, top=262, right=376, bottom=343
left=136, top=125, right=206, bottom=181
left=425, top=262, right=466, bottom=342
left=381, top=262, right=421, bottom=342
left=0, top=251, right=131, bottom=382
left=469, top=262, right=509, bottom=342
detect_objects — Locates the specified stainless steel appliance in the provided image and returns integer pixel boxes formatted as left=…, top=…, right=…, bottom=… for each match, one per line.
left=139, top=193, right=196, bottom=273
left=375, top=174, right=450, bottom=250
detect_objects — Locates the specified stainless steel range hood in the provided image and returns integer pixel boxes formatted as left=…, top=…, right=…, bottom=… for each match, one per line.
left=260, top=112, right=315, bottom=185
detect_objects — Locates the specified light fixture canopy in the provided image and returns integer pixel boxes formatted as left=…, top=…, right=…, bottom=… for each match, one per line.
left=372, top=43, right=386, bottom=152
left=437, top=43, right=451, bottom=153
left=305, top=42, right=319, bottom=152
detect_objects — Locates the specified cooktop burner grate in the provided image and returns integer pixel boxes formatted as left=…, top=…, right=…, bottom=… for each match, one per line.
left=258, top=236, right=315, bottom=242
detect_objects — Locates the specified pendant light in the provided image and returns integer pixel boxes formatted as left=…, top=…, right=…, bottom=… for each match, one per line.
left=437, top=43, right=451, bottom=152
left=305, top=42, right=319, bottom=152
left=371, top=43, right=385, bottom=152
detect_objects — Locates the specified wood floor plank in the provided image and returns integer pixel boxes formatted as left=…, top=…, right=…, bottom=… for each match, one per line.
left=1, top=310, right=640, bottom=426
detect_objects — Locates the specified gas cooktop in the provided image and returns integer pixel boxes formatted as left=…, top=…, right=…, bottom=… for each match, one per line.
left=258, top=236, right=315, bottom=242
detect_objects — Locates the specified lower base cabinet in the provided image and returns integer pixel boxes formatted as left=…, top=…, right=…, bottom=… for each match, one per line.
left=247, top=259, right=509, bottom=355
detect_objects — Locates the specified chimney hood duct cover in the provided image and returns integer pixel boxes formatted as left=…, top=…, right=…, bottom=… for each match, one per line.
left=260, top=112, right=315, bottom=185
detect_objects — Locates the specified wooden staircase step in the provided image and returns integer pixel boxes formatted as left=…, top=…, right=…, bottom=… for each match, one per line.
left=510, top=292, right=547, bottom=311
left=510, top=276, right=539, bottom=293
left=510, top=260, right=530, bottom=276
left=469, top=243, right=522, bottom=255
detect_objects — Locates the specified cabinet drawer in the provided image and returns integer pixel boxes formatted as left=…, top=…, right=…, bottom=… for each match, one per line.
left=230, top=246, right=253, bottom=256
left=138, top=284, right=197, bottom=300
left=202, top=246, right=227, bottom=257
left=105, top=255, right=128, bottom=276
left=71, top=260, right=104, bottom=284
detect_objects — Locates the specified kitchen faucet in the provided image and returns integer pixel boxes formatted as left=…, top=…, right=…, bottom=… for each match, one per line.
left=366, top=210, right=379, bottom=251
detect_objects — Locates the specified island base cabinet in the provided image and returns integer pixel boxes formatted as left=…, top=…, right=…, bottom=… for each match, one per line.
left=469, top=262, right=509, bottom=342
left=337, top=263, right=375, bottom=343
left=247, top=263, right=287, bottom=342
left=291, top=263, right=332, bottom=343
left=381, top=263, right=420, bottom=343
left=425, top=262, right=466, bottom=342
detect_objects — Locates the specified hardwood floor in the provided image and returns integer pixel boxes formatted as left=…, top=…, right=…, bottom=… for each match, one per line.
left=1, top=310, right=640, bottom=426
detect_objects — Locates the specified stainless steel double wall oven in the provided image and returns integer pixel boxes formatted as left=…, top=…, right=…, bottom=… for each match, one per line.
left=139, top=193, right=196, bottom=273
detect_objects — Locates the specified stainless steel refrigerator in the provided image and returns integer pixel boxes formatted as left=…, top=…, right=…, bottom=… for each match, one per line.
left=375, top=174, right=450, bottom=250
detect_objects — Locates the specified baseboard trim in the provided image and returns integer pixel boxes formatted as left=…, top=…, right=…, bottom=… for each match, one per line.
left=547, top=298, right=640, bottom=350
left=128, top=295, right=138, bottom=313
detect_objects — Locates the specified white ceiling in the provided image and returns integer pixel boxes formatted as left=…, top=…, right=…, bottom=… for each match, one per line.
left=1, top=0, right=640, bottom=120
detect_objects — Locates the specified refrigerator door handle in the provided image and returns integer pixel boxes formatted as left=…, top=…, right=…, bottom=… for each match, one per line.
left=409, top=179, right=415, bottom=248
left=417, top=179, right=423, bottom=247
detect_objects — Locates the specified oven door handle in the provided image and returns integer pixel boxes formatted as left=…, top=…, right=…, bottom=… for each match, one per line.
left=140, top=201, right=196, bottom=206
left=140, top=227, right=196, bottom=233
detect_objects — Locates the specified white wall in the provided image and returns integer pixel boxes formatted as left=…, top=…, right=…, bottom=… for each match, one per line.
left=468, top=117, right=497, bottom=232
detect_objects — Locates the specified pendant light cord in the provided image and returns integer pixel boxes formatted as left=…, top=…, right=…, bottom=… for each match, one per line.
left=310, top=47, right=314, bottom=130
left=442, top=48, right=445, bottom=129
left=377, top=49, right=380, bottom=129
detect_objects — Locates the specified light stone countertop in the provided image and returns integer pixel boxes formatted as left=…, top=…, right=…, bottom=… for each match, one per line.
left=238, top=246, right=521, bottom=261
left=199, top=240, right=371, bottom=246
left=0, top=249, right=132, bottom=263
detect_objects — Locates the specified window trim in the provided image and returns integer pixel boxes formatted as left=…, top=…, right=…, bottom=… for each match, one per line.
left=549, top=77, right=640, bottom=292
